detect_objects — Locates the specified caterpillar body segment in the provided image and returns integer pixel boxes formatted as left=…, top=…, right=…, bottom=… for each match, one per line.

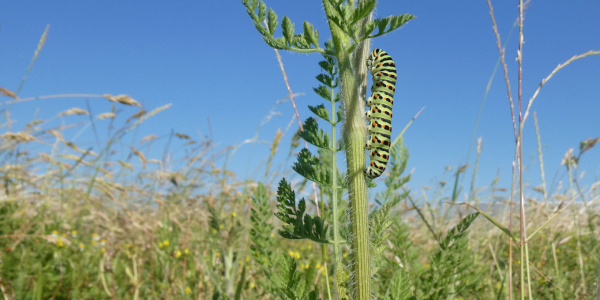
left=364, top=48, right=397, bottom=179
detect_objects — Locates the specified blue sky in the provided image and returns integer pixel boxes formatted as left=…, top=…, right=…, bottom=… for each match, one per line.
left=1, top=1, right=599, bottom=200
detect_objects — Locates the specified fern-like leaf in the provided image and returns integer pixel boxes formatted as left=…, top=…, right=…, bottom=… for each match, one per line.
left=298, top=118, right=330, bottom=149
left=292, top=149, right=333, bottom=187
left=364, top=14, right=416, bottom=39
left=274, top=178, right=329, bottom=243
left=418, top=212, right=480, bottom=299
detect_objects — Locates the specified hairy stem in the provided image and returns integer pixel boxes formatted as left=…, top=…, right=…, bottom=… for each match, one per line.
left=330, top=59, right=343, bottom=297
left=323, top=1, right=371, bottom=298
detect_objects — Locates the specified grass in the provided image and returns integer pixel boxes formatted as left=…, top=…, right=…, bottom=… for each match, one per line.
left=0, top=82, right=598, bottom=300
left=0, top=1, right=599, bottom=299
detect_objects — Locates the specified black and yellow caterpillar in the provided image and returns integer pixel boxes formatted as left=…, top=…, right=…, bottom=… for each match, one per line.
left=365, top=48, right=397, bottom=179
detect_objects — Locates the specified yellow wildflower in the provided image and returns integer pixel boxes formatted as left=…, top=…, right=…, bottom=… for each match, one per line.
left=163, top=240, right=169, bottom=247
left=184, top=249, right=190, bottom=255
left=185, top=287, right=191, bottom=294
left=101, top=248, right=106, bottom=253
left=175, top=250, right=182, bottom=258
left=219, top=224, right=224, bottom=229
left=71, top=230, right=78, bottom=238
left=51, top=230, right=58, bottom=237
left=100, top=239, right=107, bottom=246
left=231, top=212, right=236, bottom=218
left=288, top=251, right=301, bottom=259
left=56, top=237, right=63, bottom=247
left=79, top=243, right=85, bottom=251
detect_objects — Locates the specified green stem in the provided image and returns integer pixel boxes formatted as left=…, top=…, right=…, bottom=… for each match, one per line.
left=330, top=60, right=343, bottom=296
left=524, top=241, right=532, bottom=299
left=340, top=55, right=371, bottom=299
left=323, top=1, right=371, bottom=297
left=324, top=262, right=332, bottom=300
left=551, top=243, right=563, bottom=300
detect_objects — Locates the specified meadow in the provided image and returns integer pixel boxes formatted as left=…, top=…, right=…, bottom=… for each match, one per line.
left=1, top=1, right=599, bottom=299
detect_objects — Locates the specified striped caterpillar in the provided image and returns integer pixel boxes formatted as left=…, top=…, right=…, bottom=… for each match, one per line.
left=364, top=48, right=397, bottom=179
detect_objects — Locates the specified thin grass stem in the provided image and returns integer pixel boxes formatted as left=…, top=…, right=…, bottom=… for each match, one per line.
left=533, top=112, right=550, bottom=219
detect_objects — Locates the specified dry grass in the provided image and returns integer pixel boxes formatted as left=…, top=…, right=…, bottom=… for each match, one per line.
left=0, top=85, right=597, bottom=299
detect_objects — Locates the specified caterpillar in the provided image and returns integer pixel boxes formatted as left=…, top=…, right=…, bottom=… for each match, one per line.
left=364, top=48, right=397, bottom=179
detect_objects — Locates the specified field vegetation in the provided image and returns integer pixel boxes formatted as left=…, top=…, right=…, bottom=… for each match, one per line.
left=0, top=1, right=599, bottom=299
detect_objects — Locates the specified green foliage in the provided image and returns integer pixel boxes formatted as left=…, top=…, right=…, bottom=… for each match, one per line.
left=370, top=137, right=413, bottom=298
left=417, top=213, right=481, bottom=300
left=275, top=178, right=329, bottom=243
left=241, top=0, right=324, bottom=53
left=364, top=14, right=416, bottom=39
left=292, top=149, right=334, bottom=188
left=307, top=104, right=341, bottom=124
left=387, top=268, right=415, bottom=300
left=380, top=139, right=411, bottom=204
left=386, top=220, right=416, bottom=276
left=250, top=182, right=276, bottom=271
left=242, top=0, right=415, bottom=55
left=298, top=117, right=331, bottom=150
left=277, top=255, right=321, bottom=300
left=370, top=138, right=410, bottom=258
left=370, top=202, right=394, bottom=259
left=2, top=90, right=599, bottom=299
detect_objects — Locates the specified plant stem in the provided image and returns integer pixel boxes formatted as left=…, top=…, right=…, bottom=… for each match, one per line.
left=533, top=112, right=550, bottom=219
left=517, top=1, right=532, bottom=298
left=323, top=1, right=372, bottom=297
left=551, top=243, right=564, bottom=300
left=340, top=53, right=371, bottom=299
left=330, top=60, right=343, bottom=297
